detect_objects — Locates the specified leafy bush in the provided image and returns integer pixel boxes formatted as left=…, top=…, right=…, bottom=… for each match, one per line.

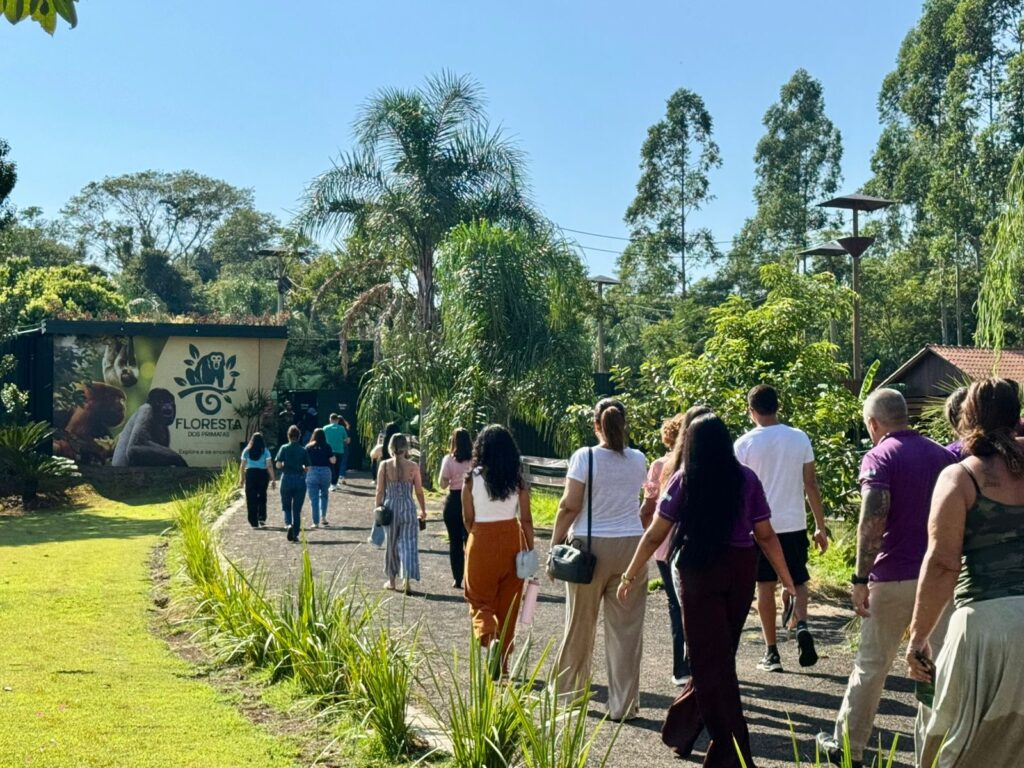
left=0, top=421, right=79, bottom=504
left=592, top=266, right=866, bottom=520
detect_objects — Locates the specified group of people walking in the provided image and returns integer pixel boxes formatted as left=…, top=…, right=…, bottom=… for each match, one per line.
left=238, top=411, right=350, bottom=540
left=243, top=377, right=1024, bottom=768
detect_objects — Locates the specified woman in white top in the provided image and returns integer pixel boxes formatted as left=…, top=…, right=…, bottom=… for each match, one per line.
left=550, top=398, right=648, bottom=721
left=462, top=424, right=534, bottom=676
left=439, top=428, right=474, bottom=588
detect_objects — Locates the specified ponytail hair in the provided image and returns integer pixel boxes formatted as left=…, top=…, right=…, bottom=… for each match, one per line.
left=960, top=378, right=1024, bottom=475
left=595, top=398, right=627, bottom=453
left=388, top=432, right=409, bottom=459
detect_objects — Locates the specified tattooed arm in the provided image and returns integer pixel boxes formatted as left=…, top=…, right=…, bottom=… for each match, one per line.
left=852, top=486, right=890, bottom=617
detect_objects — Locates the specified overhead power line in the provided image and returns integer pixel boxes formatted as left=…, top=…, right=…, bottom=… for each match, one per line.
left=559, top=225, right=735, bottom=248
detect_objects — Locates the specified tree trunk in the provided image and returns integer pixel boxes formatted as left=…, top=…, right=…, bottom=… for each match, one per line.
left=416, top=245, right=436, bottom=488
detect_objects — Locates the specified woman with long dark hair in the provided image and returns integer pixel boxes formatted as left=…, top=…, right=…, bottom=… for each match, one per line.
left=640, top=405, right=712, bottom=686
left=463, top=424, right=533, bottom=673
left=239, top=432, right=276, bottom=528
left=909, top=379, right=1024, bottom=766
left=550, top=398, right=649, bottom=722
left=304, top=428, right=336, bottom=528
left=439, top=428, right=474, bottom=588
left=618, top=413, right=794, bottom=767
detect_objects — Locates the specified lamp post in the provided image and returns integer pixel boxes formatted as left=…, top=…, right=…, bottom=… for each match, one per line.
left=590, top=274, right=619, bottom=374
left=797, top=240, right=849, bottom=347
left=257, top=246, right=309, bottom=316
left=815, top=194, right=896, bottom=386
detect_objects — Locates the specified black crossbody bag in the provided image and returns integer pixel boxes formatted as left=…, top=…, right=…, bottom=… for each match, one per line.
left=547, top=447, right=597, bottom=584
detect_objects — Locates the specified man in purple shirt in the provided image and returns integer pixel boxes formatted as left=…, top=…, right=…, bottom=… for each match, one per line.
left=817, top=388, right=953, bottom=767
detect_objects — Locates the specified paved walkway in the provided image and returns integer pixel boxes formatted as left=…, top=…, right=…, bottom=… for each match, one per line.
left=220, top=474, right=919, bottom=767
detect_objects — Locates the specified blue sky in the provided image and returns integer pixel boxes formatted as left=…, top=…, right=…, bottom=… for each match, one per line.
left=2, top=2, right=921, bottom=277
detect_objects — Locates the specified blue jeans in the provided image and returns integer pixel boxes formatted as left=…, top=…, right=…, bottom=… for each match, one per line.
left=306, top=466, right=331, bottom=525
left=658, top=559, right=689, bottom=680
left=280, top=474, right=306, bottom=540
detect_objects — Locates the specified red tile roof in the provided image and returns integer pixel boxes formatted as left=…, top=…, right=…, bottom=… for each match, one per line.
left=929, top=345, right=1024, bottom=382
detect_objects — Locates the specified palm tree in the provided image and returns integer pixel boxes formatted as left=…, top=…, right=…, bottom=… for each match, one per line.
left=298, top=72, right=537, bottom=467
left=299, top=71, right=535, bottom=339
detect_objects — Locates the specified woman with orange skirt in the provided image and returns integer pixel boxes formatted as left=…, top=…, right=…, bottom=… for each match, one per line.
left=462, top=424, right=534, bottom=675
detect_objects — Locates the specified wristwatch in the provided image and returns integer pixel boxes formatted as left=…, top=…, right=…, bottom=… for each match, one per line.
left=850, top=573, right=870, bottom=585
left=620, top=573, right=635, bottom=585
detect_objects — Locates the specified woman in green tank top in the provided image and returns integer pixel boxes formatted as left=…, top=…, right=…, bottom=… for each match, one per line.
left=907, top=378, right=1024, bottom=768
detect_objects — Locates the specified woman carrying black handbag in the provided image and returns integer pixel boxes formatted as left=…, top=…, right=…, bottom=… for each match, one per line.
left=548, top=398, right=649, bottom=722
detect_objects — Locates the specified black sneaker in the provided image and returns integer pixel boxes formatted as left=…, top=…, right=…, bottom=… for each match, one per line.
left=757, top=648, right=783, bottom=672
left=797, top=626, right=819, bottom=667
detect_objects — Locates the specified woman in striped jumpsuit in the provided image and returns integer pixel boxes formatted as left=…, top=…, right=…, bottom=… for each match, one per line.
left=374, top=433, right=427, bottom=593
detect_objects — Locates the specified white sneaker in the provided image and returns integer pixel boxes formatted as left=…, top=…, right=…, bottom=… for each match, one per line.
left=671, top=674, right=690, bottom=686
left=312, top=523, right=320, bottom=529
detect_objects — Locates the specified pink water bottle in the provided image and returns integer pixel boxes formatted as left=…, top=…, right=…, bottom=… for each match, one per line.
left=520, top=578, right=540, bottom=626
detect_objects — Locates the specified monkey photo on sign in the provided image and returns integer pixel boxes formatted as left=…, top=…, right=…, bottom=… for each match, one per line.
left=112, top=388, right=188, bottom=467
left=103, top=337, right=139, bottom=389
left=53, top=382, right=128, bottom=464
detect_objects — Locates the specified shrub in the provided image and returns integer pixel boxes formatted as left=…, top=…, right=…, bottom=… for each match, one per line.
left=0, top=421, right=79, bottom=505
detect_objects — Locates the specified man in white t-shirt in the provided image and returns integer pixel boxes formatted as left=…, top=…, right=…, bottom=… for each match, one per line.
left=734, top=384, right=828, bottom=673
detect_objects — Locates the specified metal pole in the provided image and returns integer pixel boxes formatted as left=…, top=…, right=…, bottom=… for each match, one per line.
left=851, top=209, right=861, bottom=385
left=955, top=263, right=963, bottom=345
left=596, top=283, right=607, bottom=374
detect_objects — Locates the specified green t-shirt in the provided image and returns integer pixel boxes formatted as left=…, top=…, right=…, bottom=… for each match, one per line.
left=323, top=423, right=348, bottom=454
left=275, top=442, right=309, bottom=475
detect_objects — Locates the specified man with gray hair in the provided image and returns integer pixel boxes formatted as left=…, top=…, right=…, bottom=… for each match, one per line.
left=817, top=388, right=953, bottom=767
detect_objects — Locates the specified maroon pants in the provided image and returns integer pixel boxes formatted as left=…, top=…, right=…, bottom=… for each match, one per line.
left=662, top=546, right=757, bottom=768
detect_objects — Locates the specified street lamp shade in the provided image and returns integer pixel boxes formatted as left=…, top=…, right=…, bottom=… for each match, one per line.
left=837, top=236, right=876, bottom=259
left=817, top=193, right=896, bottom=212
left=797, top=240, right=849, bottom=257
left=589, top=274, right=621, bottom=287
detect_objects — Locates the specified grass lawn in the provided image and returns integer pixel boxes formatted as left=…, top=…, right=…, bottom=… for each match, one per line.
left=529, top=487, right=561, bottom=527
left=0, top=490, right=300, bottom=768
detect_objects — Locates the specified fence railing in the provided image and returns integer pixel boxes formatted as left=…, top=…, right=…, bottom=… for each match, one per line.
left=521, top=455, right=567, bottom=490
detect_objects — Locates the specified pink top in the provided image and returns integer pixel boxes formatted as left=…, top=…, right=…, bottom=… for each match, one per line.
left=645, top=456, right=673, bottom=562
left=439, top=455, right=473, bottom=492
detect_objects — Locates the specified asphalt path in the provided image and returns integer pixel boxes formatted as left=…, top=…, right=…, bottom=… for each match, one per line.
left=219, top=473, right=919, bottom=768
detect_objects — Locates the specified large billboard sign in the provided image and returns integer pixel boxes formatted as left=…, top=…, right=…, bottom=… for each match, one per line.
left=52, top=333, right=286, bottom=468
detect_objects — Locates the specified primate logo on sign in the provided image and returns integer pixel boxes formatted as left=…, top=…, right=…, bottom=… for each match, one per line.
left=174, top=345, right=240, bottom=414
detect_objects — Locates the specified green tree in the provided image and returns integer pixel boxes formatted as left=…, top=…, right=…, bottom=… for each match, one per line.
left=624, top=88, right=722, bottom=296
left=118, top=249, right=199, bottom=316
left=607, top=264, right=861, bottom=517
left=0, top=206, right=78, bottom=266
left=725, top=69, right=843, bottom=292
left=209, top=208, right=280, bottom=272
left=755, top=70, right=842, bottom=252
left=1, top=0, right=76, bottom=35
left=867, top=0, right=1024, bottom=349
left=978, top=148, right=1024, bottom=348
left=298, top=72, right=536, bottom=461
left=0, top=258, right=125, bottom=326
left=63, top=170, right=254, bottom=273
left=358, top=221, right=592, bottom=469
left=0, top=139, right=15, bottom=232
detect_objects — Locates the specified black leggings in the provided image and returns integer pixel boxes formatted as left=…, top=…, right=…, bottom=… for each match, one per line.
left=443, top=490, right=468, bottom=584
left=244, top=468, right=270, bottom=527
